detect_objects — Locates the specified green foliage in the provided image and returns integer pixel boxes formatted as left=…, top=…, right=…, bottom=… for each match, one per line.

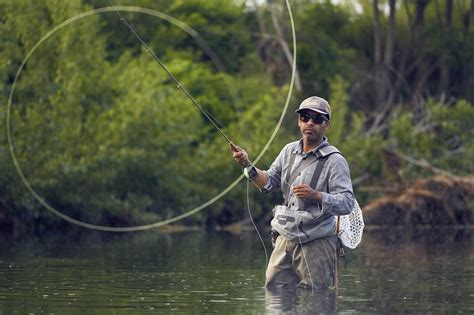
left=327, top=75, right=384, bottom=204
left=389, top=100, right=474, bottom=179
left=327, top=76, right=473, bottom=203
left=0, top=0, right=288, bottom=229
left=295, top=1, right=356, bottom=96
left=327, top=75, right=349, bottom=145
left=1, top=0, right=473, bottom=232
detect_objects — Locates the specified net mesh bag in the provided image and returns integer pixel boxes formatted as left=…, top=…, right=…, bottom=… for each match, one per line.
left=338, top=199, right=364, bottom=249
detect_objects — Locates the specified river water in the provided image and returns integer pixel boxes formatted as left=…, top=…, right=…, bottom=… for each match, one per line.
left=0, top=227, right=472, bottom=314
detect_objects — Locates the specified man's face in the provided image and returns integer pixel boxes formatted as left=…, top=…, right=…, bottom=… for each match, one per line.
left=297, top=110, right=330, bottom=143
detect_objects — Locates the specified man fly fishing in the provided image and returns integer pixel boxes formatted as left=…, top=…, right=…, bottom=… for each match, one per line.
left=106, top=0, right=355, bottom=291
left=231, top=96, right=355, bottom=290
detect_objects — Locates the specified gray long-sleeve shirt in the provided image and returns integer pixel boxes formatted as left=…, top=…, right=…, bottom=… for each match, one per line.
left=262, top=137, right=355, bottom=239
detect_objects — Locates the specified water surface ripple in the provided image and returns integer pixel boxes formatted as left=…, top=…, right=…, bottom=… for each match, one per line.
left=0, top=228, right=472, bottom=314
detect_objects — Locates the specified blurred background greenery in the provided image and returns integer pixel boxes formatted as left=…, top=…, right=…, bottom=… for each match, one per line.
left=1, top=0, right=472, bottom=233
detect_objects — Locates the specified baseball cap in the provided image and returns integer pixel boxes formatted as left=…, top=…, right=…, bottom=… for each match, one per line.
left=295, top=96, right=331, bottom=120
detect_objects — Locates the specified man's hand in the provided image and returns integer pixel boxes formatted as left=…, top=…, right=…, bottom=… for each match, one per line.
left=230, top=143, right=250, bottom=167
left=292, top=184, right=322, bottom=203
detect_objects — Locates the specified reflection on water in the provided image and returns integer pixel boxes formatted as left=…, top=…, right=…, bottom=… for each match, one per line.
left=339, top=227, right=474, bottom=313
left=0, top=227, right=472, bottom=314
left=266, top=287, right=337, bottom=314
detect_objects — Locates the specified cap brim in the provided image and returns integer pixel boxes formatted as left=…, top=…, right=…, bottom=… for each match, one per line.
left=295, top=108, right=329, bottom=116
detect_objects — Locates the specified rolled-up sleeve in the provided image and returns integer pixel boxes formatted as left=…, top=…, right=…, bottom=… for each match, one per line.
left=260, top=144, right=290, bottom=194
left=320, top=154, right=355, bottom=215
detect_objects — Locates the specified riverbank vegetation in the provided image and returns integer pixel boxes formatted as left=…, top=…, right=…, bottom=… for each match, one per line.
left=1, top=0, right=473, bottom=232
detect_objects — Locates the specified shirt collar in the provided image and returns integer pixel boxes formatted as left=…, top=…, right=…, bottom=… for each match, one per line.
left=294, top=136, right=329, bottom=155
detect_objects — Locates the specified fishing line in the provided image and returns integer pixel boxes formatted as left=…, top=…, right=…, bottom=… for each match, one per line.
left=280, top=176, right=315, bottom=292
left=106, top=0, right=234, bottom=146
left=109, top=0, right=281, bottom=275
left=245, top=173, right=314, bottom=286
left=6, top=1, right=296, bottom=232
left=246, top=180, right=269, bottom=268
left=296, top=216, right=315, bottom=293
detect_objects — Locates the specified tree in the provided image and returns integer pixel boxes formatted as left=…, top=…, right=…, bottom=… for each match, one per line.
left=371, top=0, right=397, bottom=131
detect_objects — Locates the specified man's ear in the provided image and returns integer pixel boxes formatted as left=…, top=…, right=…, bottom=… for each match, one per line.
left=325, top=120, right=331, bottom=129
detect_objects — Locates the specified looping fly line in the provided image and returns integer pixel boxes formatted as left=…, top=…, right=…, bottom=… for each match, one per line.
left=6, top=2, right=297, bottom=232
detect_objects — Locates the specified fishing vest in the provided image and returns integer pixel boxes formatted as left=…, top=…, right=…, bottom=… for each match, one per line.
left=271, top=145, right=341, bottom=243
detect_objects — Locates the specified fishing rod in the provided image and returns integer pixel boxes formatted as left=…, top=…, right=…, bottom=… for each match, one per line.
left=106, top=1, right=269, bottom=268
left=106, top=0, right=240, bottom=152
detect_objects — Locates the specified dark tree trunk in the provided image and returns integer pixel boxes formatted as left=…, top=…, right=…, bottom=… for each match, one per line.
left=439, top=0, right=453, bottom=97
left=412, top=0, right=430, bottom=103
left=269, top=0, right=302, bottom=92
left=370, top=0, right=397, bottom=132
left=463, top=0, right=474, bottom=33
left=384, top=0, right=397, bottom=105
left=373, top=0, right=384, bottom=107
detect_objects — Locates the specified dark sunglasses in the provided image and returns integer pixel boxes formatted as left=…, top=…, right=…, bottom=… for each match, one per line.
left=299, top=113, right=328, bottom=124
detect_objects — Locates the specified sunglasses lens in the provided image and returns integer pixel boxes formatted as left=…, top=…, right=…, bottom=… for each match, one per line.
left=300, top=115, right=310, bottom=123
left=299, top=114, right=326, bottom=124
left=314, top=116, right=325, bottom=124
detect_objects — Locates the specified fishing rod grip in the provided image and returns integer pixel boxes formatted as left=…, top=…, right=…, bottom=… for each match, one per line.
left=229, top=142, right=240, bottom=153
left=230, top=143, right=252, bottom=167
